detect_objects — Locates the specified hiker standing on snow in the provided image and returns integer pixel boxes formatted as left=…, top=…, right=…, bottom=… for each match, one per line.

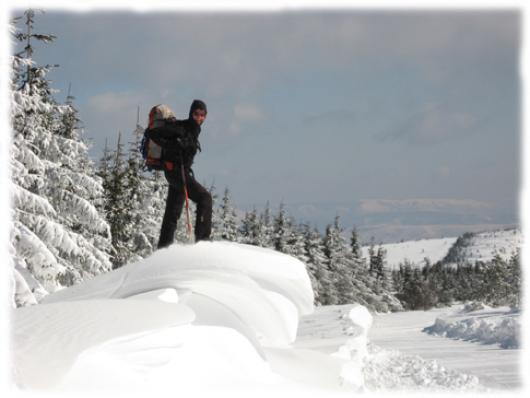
left=146, top=100, right=212, bottom=247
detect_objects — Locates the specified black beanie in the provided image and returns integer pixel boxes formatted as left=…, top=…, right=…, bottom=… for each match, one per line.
left=189, top=99, right=207, bottom=119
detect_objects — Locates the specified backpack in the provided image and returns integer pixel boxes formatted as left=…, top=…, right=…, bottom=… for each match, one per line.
left=140, top=104, right=175, bottom=171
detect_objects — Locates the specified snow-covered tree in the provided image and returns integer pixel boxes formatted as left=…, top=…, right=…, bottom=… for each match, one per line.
left=218, top=188, right=238, bottom=241
left=350, top=227, right=362, bottom=262
left=141, top=170, right=168, bottom=246
left=322, top=216, right=355, bottom=305
left=122, top=108, right=168, bottom=256
left=100, top=132, right=140, bottom=268
left=482, top=254, right=513, bottom=306
left=209, top=183, right=222, bottom=240
left=257, top=201, right=274, bottom=248
left=240, top=208, right=261, bottom=245
left=284, top=222, right=308, bottom=263
left=272, top=202, right=290, bottom=253
left=303, top=225, right=329, bottom=305
left=10, top=11, right=112, bottom=301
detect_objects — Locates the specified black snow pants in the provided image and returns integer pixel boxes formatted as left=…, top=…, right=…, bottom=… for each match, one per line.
left=157, top=167, right=212, bottom=248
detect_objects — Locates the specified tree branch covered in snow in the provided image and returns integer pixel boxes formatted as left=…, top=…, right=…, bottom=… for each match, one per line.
left=9, top=11, right=112, bottom=305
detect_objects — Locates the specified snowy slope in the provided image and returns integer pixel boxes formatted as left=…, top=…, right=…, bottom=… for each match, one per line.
left=443, top=229, right=523, bottom=266
left=362, top=237, right=458, bottom=270
left=10, top=241, right=486, bottom=395
left=361, top=228, right=522, bottom=270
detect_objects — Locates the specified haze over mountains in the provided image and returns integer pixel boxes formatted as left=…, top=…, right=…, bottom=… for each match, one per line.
left=238, top=198, right=518, bottom=244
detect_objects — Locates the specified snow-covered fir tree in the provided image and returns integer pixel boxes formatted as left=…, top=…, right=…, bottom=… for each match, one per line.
left=123, top=108, right=167, bottom=256
left=482, top=254, right=513, bottom=307
left=240, top=208, right=261, bottom=245
left=302, top=224, right=330, bottom=305
left=322, top=216, right=355, bottom=305
left=218, top=188, right=238, bottom=241
left=10, top=11, right=112, bottom=304
left=507, top=249, right=521, bottom=307
left=350, top=227, right=362, bottom=263
left=99, top=132, right=140, bottom=268
left=44, top=84, right=112, bottom=284
left=141, top=170, right=168, bottom=246
left=284, top=222, right=308, bottom=264
left=208, top=183, right=222, bottom=240
left=257, top=201, right=274, bottom=248
left=272, top=202, right=291, bottom=253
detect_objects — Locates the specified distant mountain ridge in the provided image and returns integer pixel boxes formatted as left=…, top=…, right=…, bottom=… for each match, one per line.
left=361, top=228, right=522, bottom=270
left=442, top=228, right=523, bottom=267
left=236, top=198, right=517, bottom=244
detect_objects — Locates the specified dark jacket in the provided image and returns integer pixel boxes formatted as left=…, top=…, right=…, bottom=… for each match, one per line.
left=146, top=118, right=201, bottom=169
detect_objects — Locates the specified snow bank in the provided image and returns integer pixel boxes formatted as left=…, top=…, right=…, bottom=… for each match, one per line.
left=12, top=299, right=195, bottom=389
left=423, top=305, right=520, bottom=349
left=363, top=345, right=481, bottom=392
left=14, top=241, right=476, bottom=394
left=14, top=241, right=376, bottom=394
left=42, top=241, right=314, bottom=346
left=296, top=304, right=483, bottom=392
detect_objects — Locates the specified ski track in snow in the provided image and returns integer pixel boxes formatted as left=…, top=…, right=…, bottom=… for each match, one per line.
left=296, top=305, right=490, bottom=393
left=368, top=306, right=522, bottom=390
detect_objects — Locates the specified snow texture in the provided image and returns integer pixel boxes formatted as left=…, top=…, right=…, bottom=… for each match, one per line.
left=362, top=236, right=458, bottom=269
left=424, top=304, right=520, bottom=349
left=361, top=228, right=521, bottom=270
left=446, top=229, right=523, bottom=266
left=11, top=241, right=486, bottom=394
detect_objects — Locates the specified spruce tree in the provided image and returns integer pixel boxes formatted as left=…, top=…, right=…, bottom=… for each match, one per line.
left=350, top=227, right=362, bottom=262
left=219, top=187, right=238, bottom=241
left=483, top=254, right=512, bottom=306
left=46, top=85, right=112, bottom=284
left=507, top=249, right=521, bottom=308
left=322, top=216, right=354, bottom=304
left=303, top=225, right=329, bottom=305
left=240, top=208, right=261, bottom=245
left=258, top=201, right=274, bottom=248
left=209, top=182, right=222, bottom=240
left=273, top=202, right=290, bottom=252
left=124, top=108, right=159, bottom=256
left=284, top=222, right=308, bottom=262
left=102, top=132, right=139, bottom=268
left=10, top=11, right=112, bottom=300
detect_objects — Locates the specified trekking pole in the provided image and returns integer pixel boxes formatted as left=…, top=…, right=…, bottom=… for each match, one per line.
left=180, top=163, right=193, bottom=243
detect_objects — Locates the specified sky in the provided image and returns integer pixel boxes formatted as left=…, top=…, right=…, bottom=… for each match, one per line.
left=7, top=7, right=522, bottom=241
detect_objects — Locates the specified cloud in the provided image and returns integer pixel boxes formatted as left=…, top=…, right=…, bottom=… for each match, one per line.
left=375, top=102, right=479, bottom=145
left=358, top=198, right=494, bottom=215
left=40, top=11, right=518, bottom=104
left=227, top=103, right=265, bottom=136
left=83, top=90, right=150, bottom=150
left=86, top=91, right=145, bottom=115
left=300, top=109, right=358, bottom=127
left=435, top=166, right=451, bottom=179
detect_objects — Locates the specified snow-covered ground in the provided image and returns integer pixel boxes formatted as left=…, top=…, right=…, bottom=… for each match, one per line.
left=369, top=305, right=522, bottom=390
left=295, top=304, right=483, bottom=392
left=362, top=236, right=458, bottom=269
left=424, top=303, right=520, bottom=349
left=10, top=242, right=372, bottom=396
left=9, top=242, right=520, bottom=395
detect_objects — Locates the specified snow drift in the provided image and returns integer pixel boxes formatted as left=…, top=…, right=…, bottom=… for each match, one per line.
left=423, top=304, right=520, bottom=349
left=11, top=241, right=374, bottom=394
left=41, top=241, right=314, bottom=346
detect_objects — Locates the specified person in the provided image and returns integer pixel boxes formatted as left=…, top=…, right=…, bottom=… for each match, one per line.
left=146, top=100, right=212, bottom=247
